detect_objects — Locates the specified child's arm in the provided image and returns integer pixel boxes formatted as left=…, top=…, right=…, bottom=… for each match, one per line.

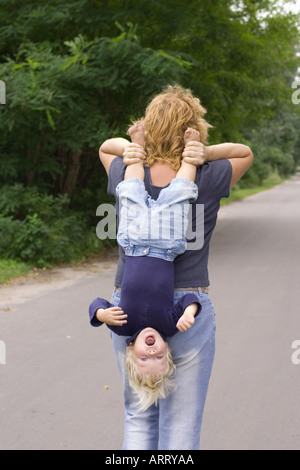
left=89, top=298, right=127, bottom=327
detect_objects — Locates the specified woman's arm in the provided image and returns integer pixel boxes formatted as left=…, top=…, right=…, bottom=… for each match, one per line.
left=99, top=138, right=146, bottom=175
left=99, top=138, right=129, bottom=174
left=103, top=137, right=253, bottom=188
left=205, top=143, right=254, bottom=188
left=183, top=141, right=253, bottom=188
left=205, top=143, right=251, bottom=161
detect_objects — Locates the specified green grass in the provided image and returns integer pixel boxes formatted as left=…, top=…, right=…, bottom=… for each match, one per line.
left=0, top=259, right=33, bottom=285
left=221, top=172, right=284, bottom=206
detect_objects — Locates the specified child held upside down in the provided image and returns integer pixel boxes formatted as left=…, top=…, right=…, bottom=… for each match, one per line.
left=89, top=125, right=202, bottom=410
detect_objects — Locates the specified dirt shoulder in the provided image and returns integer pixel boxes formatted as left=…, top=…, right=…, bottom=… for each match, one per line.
left=0, top=248, right=119, bottom=308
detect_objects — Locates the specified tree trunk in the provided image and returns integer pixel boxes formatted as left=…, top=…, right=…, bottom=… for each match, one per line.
left=26, top=142, right=41, bottom=186
left=62, top=150, right=82, bottom=198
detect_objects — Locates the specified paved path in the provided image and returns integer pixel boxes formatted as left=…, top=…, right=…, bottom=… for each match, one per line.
left=201, top=174, right=300, bottom=450
left=0, top=175, right=300, bottom=450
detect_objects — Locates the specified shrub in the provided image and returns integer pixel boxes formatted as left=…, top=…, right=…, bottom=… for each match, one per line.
left=0, top=184, right=104, bottom=267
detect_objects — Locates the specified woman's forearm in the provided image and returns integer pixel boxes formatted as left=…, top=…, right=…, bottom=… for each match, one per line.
left=206, top=143, right=253, bottom=162
left=100, top=138, right=130, bottom=157
left=99, top=137, right=146, bottom=174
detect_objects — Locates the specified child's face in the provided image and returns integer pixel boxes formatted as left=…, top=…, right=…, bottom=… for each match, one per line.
left=128, top=328, right=168, bottom=376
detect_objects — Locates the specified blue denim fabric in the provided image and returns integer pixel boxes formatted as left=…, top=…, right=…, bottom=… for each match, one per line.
left=110, top=288, right=216, bottom=450
left=116, top=178, right=198, bottom=262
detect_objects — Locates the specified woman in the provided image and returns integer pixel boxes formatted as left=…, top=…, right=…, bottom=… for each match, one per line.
left=99, top=85, right=253, bottom=450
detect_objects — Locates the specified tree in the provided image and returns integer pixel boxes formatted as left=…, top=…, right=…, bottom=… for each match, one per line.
left=0, top=0, right=299, bottom=203
left=0, top=27, right=190, bottom=197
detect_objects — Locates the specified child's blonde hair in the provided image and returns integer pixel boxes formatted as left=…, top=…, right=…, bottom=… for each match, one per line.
left=128, top=84, right=212, bottom=171
left=125, top=345, right=176, bottom=411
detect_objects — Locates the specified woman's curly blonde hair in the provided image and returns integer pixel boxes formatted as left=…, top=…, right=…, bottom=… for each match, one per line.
left=128, top=84, right=212, bottom=171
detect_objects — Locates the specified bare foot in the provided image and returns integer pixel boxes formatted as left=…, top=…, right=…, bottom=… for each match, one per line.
left=128, top=123, right=145, bottom=147
left=184, top=127, right=200, bottom=145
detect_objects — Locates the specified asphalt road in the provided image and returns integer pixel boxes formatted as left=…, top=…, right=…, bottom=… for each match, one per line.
left=0, top=175, right=300, bottom=450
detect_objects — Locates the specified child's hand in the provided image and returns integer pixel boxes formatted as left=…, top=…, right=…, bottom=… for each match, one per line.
left=176, top=303, right=198, bottom=332
left=96, top=307, right=128, bottom=326
left=176, top=313, right=195, bottom=332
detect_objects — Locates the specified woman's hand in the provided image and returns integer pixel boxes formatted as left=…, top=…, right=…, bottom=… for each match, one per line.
left=123, top=143, right=146, bottom=166
left=182, top=141, right=208, bottom=166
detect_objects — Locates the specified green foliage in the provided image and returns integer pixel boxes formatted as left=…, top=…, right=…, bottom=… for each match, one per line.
left=0, top=0, right=299, bottom=266
left=0, top=185, right=105, bottom=267
left=0, top=25, right=190, bottom=197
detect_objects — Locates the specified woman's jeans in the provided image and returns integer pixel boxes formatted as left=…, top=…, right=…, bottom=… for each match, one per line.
left=110, top=288, right=216, bottom=450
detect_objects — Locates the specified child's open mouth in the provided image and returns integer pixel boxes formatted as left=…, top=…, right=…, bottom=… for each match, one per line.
left=145, top=335, right=155, bottom=346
